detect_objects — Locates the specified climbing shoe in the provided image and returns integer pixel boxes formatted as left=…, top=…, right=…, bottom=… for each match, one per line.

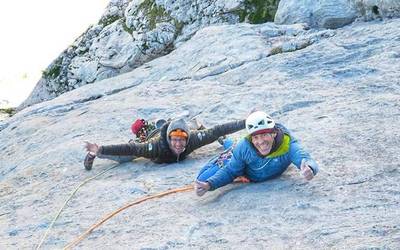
left=84, top=152, right=96, bottom=171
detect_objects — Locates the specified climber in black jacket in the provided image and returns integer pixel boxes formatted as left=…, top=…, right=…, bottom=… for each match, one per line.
left=83, top=118, right=245, bottom=170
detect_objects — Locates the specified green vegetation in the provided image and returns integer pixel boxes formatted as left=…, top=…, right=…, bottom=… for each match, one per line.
left=77, top=48, right=88, bottom=55
left=0, top=107, right=16, bottom=116
left=234, top=0, right=280, bottom=24
left=270, top=46, right=283, bottom=55
left=122, top=20, right=134, bottom=34
left=270, top=39, right=313, bottom=55
left=42, top=59, right=62, bottom=79
left=172, top=19, right=184, bottom=38
left=372, top=5, right=379, bottom=15
left=138, top=0, right=172, bottom=30
left=142, top=43, right=149, bottom=50
left=99, top=15, right=120, bottom=26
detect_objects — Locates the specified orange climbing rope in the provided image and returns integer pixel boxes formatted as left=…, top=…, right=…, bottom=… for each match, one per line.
left=63, top=177, right=250, bottom=249
left=63, top=185, right=194, bottom=249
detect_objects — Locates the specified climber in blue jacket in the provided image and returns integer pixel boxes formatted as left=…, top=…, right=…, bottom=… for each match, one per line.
left=195, top=111, right=319, bottom=196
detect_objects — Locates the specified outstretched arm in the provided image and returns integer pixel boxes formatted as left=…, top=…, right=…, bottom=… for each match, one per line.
left=289, top=138, right=319, bottom=181
left=92, top=139, right=163, bottom=159
left=195, top=145, right=246, bottom=196
left=188, top=120, right=245, bottom=150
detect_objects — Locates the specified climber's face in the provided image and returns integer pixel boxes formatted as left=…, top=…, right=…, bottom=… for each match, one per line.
left=251, top=132, right=276, bottom=156
left=169, top=136, right=187, bottom=155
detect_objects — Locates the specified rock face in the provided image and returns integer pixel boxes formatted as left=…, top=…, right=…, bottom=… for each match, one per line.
left=20, top=0, right=281, bottom=109
left=275, top=0, right=400, bottom=28
left=275, top=0, right=358, bottom=29
left=19, top=0, right=400, bottom=109
left=1, top=18, right=399, bottom=249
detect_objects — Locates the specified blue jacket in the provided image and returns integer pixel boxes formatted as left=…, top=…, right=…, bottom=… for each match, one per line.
left=207, top=124, right=319, bottom=190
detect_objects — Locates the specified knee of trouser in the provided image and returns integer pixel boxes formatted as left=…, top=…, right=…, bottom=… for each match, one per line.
left=222, top=138, right=234, bottom=150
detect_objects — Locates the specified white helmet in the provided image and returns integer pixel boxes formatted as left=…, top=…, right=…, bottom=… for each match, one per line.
left=246, top=111, right=275, bottom=135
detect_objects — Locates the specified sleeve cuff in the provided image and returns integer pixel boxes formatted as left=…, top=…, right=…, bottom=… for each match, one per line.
left=307, top=160, right=319, bottom=175
left=206, top=180, right=216, bottom=191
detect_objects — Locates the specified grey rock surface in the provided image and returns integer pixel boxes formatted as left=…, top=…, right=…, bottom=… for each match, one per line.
left=1, top=18, right=400, bottom=249
left=19, top=0, right=244, bottom=109
left=275, top=0, right=400, bottom=28
left=20, top=0, right=284, bottom=109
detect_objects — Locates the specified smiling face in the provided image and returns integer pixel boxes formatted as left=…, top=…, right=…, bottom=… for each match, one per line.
left=251, top=132, right=276, bottom=156
left=169, top=136, right=187, bottom=155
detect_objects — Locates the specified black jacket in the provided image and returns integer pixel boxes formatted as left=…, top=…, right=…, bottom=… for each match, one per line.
left=98, top=120, right=245, bottom=163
